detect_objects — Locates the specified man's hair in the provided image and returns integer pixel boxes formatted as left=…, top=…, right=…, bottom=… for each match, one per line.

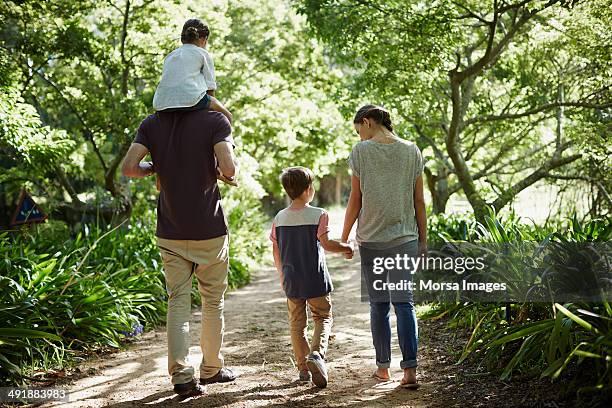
left=280, top=167, right=314, bottom=200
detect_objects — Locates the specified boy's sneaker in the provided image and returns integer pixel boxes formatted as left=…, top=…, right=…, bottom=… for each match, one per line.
left=306, top=351, right=328, bottom=388
left=298, top=369, right=312, bottom=382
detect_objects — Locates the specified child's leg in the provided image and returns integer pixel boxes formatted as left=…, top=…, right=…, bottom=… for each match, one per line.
left=286, top=298, right=310, bottom=372
left=307, top=295, right=333, bottom=358
left=208, top=96, right=233, bottom=124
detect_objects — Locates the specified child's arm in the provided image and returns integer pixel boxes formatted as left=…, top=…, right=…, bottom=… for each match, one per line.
left=319, top=233, right=354, bottom=255
left=272, top=241, right=284, bottom=288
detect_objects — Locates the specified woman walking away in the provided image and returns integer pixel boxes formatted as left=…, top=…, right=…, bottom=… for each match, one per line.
left=341, top=104, right=427, bottom=389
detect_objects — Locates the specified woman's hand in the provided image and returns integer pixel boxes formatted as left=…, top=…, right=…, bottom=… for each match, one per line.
left=341, top=239, right=355, bottom=260
left=418, top=241, right=428, bottom=257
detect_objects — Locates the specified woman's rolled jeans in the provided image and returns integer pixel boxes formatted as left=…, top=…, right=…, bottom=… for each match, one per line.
left=360, top=240, right=419, bottom=369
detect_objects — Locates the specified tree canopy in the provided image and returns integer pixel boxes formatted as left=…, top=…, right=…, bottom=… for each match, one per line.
left=297, top=0, right=611, bottom=220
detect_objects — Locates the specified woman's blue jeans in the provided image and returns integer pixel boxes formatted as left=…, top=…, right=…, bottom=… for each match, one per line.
left=369, top=300, right=418, bottom=369
left=360, top=240, right=419, bottom=369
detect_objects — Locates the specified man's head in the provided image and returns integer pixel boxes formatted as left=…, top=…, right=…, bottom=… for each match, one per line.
left=280, top=166, right=315, bottom=203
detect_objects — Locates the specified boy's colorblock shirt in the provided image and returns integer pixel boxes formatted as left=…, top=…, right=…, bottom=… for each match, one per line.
left=270, top=206, right=333, bottom=299
left=153, top=44, right=217, bottom=111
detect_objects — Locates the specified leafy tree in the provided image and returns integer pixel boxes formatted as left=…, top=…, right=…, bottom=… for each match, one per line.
left=0, top=0, right=353, bottom=224
left=296, top=0, right=611, bottom=221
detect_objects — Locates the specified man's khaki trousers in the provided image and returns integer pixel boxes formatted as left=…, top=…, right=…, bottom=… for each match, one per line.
left=157, top=235, right=229, bottom=385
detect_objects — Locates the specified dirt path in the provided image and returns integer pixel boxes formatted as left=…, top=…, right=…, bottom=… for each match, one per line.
left=44, top=251, right=442, bottom=407
left=41, top=209, right=566, bottom=408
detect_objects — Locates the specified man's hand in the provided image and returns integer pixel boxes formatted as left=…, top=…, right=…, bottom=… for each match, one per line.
left=216, top=167, right=238, bottom=187
left=121, top=143, right=154, bottom=179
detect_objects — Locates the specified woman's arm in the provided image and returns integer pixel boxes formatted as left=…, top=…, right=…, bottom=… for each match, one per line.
left=341, top=175, right=362, bottom=245
left=414, top=175, right=427, bottom=255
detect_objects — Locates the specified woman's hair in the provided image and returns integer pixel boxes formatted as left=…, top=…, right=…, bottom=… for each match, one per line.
left=181, top=19, right=210, bottom=44
left=353, top=104, right=393, bottom=132
left=280, top=166, right=314, bottom=200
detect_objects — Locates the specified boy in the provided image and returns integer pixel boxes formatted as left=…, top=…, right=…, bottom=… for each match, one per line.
left=269, top=167, right=353, bottom=388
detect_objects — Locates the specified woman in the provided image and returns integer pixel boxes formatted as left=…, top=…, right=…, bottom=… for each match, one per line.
left=341, top=104, right=427, bottom=388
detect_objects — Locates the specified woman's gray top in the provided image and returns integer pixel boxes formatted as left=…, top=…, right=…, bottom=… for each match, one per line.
left=348, top=138, right=424, bottom=249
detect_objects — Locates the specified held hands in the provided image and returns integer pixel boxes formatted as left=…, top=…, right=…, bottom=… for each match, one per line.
left=342, top=239, right=355, bottom=260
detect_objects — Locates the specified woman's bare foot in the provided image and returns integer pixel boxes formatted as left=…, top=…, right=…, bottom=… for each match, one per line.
left=400, top=367, right=419, bottom=388
left=373, top=367, right=390, bottom=381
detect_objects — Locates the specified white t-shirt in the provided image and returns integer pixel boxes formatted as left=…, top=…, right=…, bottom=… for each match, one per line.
left=152, top=44, right=217, bottom=110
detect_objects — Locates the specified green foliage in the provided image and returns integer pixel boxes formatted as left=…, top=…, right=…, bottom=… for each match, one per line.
left=296, top=0, right=612, bottom=218
left=0, top=213, right=167, bottom=384
left=0, top=86, right=75, bottom=198
left=427, top=212, right=612, bottom=397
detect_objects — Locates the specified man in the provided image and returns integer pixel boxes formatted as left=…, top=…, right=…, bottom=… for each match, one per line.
left=122, top=108, right=237, bottom=397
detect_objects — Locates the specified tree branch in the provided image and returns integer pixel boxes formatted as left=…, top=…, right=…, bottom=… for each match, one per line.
left=491, top=152, right=581, bottom=211
left=465, top=100, right=612, bottom=126
left=33, top=70, right=108, bottom=173
left=452, top=1, right=490, bottom=24
left=411, top=123, right=455, bottom=172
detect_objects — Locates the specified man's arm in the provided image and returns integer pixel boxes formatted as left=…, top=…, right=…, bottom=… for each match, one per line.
left=214, top=141, right=236, bottom=178
left=121, top=143, right=154, bottom=178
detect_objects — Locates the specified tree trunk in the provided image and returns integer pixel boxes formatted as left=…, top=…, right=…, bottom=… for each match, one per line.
left=446, top=73, right=488, bottom=223
left=424, top=167, right=450, bottom=214
left=335, top=172, right=342, bottom=205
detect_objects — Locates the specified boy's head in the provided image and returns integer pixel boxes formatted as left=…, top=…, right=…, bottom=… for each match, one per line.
left=280, top=167, right=315, bottom=202
left=181, top=19, right=210, bottom=46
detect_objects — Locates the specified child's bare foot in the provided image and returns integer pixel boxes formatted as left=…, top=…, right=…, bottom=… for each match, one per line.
left=373, top=367, right=390, bottom=381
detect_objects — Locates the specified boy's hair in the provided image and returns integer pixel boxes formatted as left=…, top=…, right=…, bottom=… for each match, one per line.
left=181, top=19, right=210, bottom=44
left=280, top=167, right=314, bottom=200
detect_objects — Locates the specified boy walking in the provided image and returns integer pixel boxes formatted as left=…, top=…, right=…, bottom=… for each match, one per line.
left=270, top=167, right=353, bottom=388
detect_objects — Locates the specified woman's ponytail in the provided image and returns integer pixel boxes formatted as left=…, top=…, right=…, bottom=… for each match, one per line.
left=379, top=109, right=393, bottom=132
left=353, top=104, right=394, bottom=132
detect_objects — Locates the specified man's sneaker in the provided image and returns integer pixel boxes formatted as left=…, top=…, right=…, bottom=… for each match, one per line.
left=200, top=367, right=237, bottom=385
left=298, top=369, right=312, bottom=382
left=306, top=351, right=328, bottom=388
left=173, top=378, right=203, bottom=398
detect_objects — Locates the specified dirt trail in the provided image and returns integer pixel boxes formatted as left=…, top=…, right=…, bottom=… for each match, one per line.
left=40, top=207, right=569, bottom=408
left=43, top=247, right=449, bottom=407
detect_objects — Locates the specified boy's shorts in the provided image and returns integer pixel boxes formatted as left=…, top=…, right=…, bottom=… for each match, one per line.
left=157, top=94, right=211, bottom=113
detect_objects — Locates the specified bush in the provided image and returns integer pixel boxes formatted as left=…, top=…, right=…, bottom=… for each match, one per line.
left=0, top=192, right=268, bottom=384
left=426, top=212, right=612, bottom=398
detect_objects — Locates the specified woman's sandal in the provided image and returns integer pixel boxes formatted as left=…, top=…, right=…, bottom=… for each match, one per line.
left=372, top=372, right=391, bottom=381
left=400, top=377, right=420, bottom=389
